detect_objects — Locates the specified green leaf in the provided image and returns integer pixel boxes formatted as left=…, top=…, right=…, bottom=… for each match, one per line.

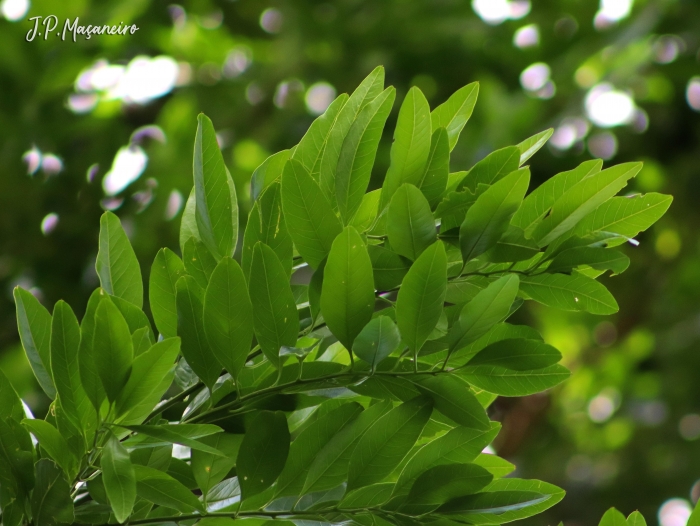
left=31, top=459, right=74, bottom=526
left=449, top=323, right=543, bottom=365
left=381, top=87, right=432, bottom=208
left=320, top=66, right=385, bottom=207
left=109, top=295, right=153, bottom=337
left=179, top=188, right=201, bottom=255
left=437, top=490, right=548, bottom=516
left=237, top=411, right=290, bottom=500
left=395, top=242, right=447, bottom=353
left=293, top=94, right=349, bottom=178
left=78, top=289, right=107, bottom=411
left=242, top=182, right=293, bottom=280
left=520, top=271, right=618, bottom=314
left=460, top=146, right=520, bottom=192
left=393, top=423, right=499, bottom=497
left=388, top=184, right=437, bottom=261
left=133, top=464, right=204, bottom=513
left=347, top=397, right=432, bottom=491
left=96, top=211, right=143, bottom=308
left=176, top=275, right=221, bottom=389
left=459, top=167, right=530, bottom=263
left=572, top=192, right=673, bottom=239
left=281, top=159, right=343, bottom=269
left=149, top=248, right=186, bottom=339
left=339, top=483, right=394, bottom=509
left=413, top=375, right=490, bottom=430
left=532, top=162, right=643, bottom=247
left=116, top=337, right=180, bottom=417
left=94, top=298, right=133, bottom=402
left=548, top=247, right=630, bottom=275
left=512, top=160, right=602, bottom=236
left=249, top=243, right=299, bottom=368
left=352, top=316, right=402, bottom=370
left=337, top=87, right=395, bottom=223
left=251, top=149, right=291, bottom=201
left=0, top=369, right=24, bottom=423
left=483, top=226, right=540, bottom=263
left=122, top=424, right=225, bottom=455
left=435, top=189, right=478, bottom=232
left=600, top=508, right=628, bottom=526
left=405, top=463, right=492, bottom=512
left=418, top=128, right=450, bottom=208
left=627, top=511, right=648, bottom=526
left=183, top=237, right=218, bottom=289
left=203, top=258, right=254, bottom=380
left=194, top=113, right=238, bottom=260
left=320, top=226, right=375, bottom=350
left=431, top=82, right=479, bottom=151
left=132, top=328, right=153, bottom=356
left=448, top=275, right=520, bottom=356
left=192, top=434, right=242, bottom=497
left=102, top=433, right=136, bottom=523
left=50, top=300, right=90, bottom=432
left=350, top=189, right=382, bottom=233
left=473, top=452, right=515, bottom=479
left=469, top=339, right=561, bottom=370
left=303, top=400, right=392, bottom=494
left=13, top=287, right=55, bottom=399
left=22, top=420, right=76, bottom=479
left=0, top=416, right=35, bottom=497
left=517, top=129, right=553, bottom=165
left=458, top=363, right=571, bottom=396
left=275, top=403, right=362, bottom=498
left=368, top=245, right=412, bottom=291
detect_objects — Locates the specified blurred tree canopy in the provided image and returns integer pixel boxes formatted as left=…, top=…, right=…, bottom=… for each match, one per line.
left=1, top=0, right=700, bottom=524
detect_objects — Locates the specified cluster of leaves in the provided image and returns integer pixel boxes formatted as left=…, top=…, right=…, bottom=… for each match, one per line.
left=1, top=68, right=671, bottom=526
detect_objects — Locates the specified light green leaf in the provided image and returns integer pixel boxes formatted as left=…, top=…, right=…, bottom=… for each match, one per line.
left=320, top=226, right=375, bottom=350
left=350, top=189, right=382, bottom=233
left=93, top=298, right=133, bottom=402
left=352, top=316, right=401, bottom=370
left=242, top=182, right=293, bottom=280
left=517, top=129, right=553, bottom=165
left=458, top=363, right=571, bottom=396
left=251, top=149, right=291, bottom=201
left=520, top=271, right=618, bottom=314
left=405, top=463, right=493, bottom=512
left=448, top=275, right=520, bottom=356
left=237, top=411, right=290, bottom=501
left=13, top=286, right=55, bottom=399
left=532, top=162, right=643, bottom=247
left=627, top=511, right=648, bottom=526
left=548, top=247, right=630, bottom=275
left=78, top=288, right=107, bottom=411
left=102, top=433, right=136, bottom=523
left=468, top=339, right=561, bottom=370
left=249, top=243, right=299, bottom=368
left=337, top=87, right=395, bottom=223
left=130, top=326, right=151, bottom=356
left=96, top=211, right=143, bottom=308
left=31, top=459, right=74, bottom=526
left=339, top=483, right=394, bottom=509
left=347, top=397, right=432, bottom=491
left=281, top=159, right=343, bottom=269
left=388, top=184, right=437, bottom=261
left=22, top=420, right=76, bottom=479
left=473, top=452, right=515, bottom=479
left=512, top=160, right=602, bottom=236
left=183, top=237, right=218, bottom=289
left=381, top=87, right=432, bottom=208
left=460, top=146, right=520, bottom=192
left=368, top=245, right=412, bottom=292
left=600, top=508, right=628, bottom=526
left=133, top=464, right=204, bottom=513
left=176, top=275, right=220, bottom=389
left=109, top=295, right=153, bottom=338
left=418, top=127, right=450, bottom=208
left=192, top=433, right=242, bottom=497
left=483, top=226, right=540, bottom=263
left=460, top=167, right=530, bottom=263
left=435, top=189, right=477, bottom=232
left=413, top=375, right=490, bottom=430
left=431, top=82, right=479, bottom=151
left=179, top=188, right=201, bottom=255
left=465, top=478, right=565, bottom=523
left=193, top=113, right=237, bottom=260
left=149, top=248, right=186, bottom=339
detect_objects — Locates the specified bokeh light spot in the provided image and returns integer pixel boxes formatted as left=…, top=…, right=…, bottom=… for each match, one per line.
left=305, top=82, right=337, bottom=115
left=103, top=145, right=148, bottom=196
left=658, top=499, right=691, bottom=526
left=655, top=229, right=681, bottom=260
left=587, top=132, right=618, bottom=159
left=40, top=214, right=59, bottom=236
left=679, top=414, right=700, bottom=441
left=0, top=0, right=28, bottom=21
left=260, top=8, right=283, bottom=34
left=585, top=84, right=636, bottom=127
left=686, top=77, right=700, bottom=112
left=513, top=24, right=539, bottom=48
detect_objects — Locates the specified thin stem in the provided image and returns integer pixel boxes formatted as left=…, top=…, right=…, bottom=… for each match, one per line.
left=144, top=381, right=204, bottom=424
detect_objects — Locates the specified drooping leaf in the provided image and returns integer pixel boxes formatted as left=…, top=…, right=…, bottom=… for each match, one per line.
left=193, top=113, right=237, bottom=260
left=352, top=316, right=402, bottom=370
left=242, top=182, right=293, bottom=280
left=31, top=459, right=74, bottom=526
left=320, top=226, right=375, bottom=350
left=418, top=127, right=450, bottom=208
left=387, top=184, right=437, bottom=261
left=458, top=363, right=571, bottom=396
left=176, top=275, right=220, bottom=389
left=395, top=241, right=447, bottom=354
left=520, top=271, right=619, bottom=315
left=133, top=464, right=204, bottom=513
left=204, top=258, right=254, bottom=380
left=368, top=245, right=412, bottom=292
left=149, top=248, right=186, bottom=339
left=459, top=146, right=520, bottom=192
left=93, top=297, right=133, bottom=402
left=96, top=211, right=143, bottom=308
left=237, top=411, right=290, bottom=500
left=413, top=375, right=491, bottom=430
left=13, top=286, right=55, bottom=399
left=459, top=167, right=530, bottom=263
left=101, top=433, right=136, bottom=523
left=517, top=128, right=553, bottom=165
left=336, top=86, right=395, bottom=223
left=347, top=397, right=432, bottom=491
left=547, top=247, right=630, bottom=275
left=380, top=87, right=432, bottom=208
left=281, top=159, right=343, bottom=269
left=437, top=490, right=549, bottom=516
left=431, top=82, right=479, bottom=151
left=251, top=149, right=291, bottom=201
left=249, top=243, right=299, bottom=368
left=183, top=236, right=218, bottom=289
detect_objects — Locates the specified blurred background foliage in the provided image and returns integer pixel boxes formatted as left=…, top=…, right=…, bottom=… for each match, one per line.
left=0, top=0, right=699, bottom=524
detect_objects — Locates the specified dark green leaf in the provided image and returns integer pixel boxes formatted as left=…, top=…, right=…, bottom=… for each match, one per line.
left=458, top=363, right=571, bottom=396
left=0, top=416, right=35, bottom=497
left=352, top=316, right=401, bottom=370
left=468, top=339, right=561, bottom=370
left=22, top=420, right=76, bottom=479
left=438, top=490, right=548, bottom=515
left=418, top=128, right=450, bottom=208
left=368, top=245, right=411, bottom=292
left=405, top=463, right=493, bottom=513
left=96, top=211, right=143, bottom=308
left=0, top=369, right=24, bottom=423
left=520, top=271, right=618, bottom=314
left=548, top=247, right=630, bottom=275
left=183, top=237, right=218, bottom=289
left=149, top=248, right=186, bottom=339
left=78, top=289, right=107, bottom=411
left=339, top=483, right=394, bottom=509
left=94, top=298, right=133, bottom=402
left=192, top=433, right=243, bottom=497
left=237, top=411, right=290, bottom=500
left=431, top=83, right=479, bottom=151
left=31, top=459, right=74, bottom=526
left=413, top=375, right=490, bottom=430
left=204, top=258, right=254, bottom=380
left=483, top=226, right=540, bottom=263
left=435, top=189, right=478, bottom=232
left=320, top=226, right=375, bottom=350
left=133, top=464, right=204, bottom=513
left=388, top=184, right=437, bottom=261
left=102, top=433, right=136, bottom=523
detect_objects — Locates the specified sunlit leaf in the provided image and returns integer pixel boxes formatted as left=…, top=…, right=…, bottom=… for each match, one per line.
left=388, top=184, right=437, bottom=261
left=520, top=271, right=618, bottom=314
left=431, top=82, right=479, bottom=151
